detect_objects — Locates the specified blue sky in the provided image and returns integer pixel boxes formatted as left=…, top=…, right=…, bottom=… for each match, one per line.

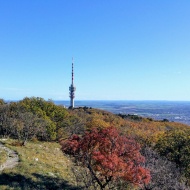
left=0, top=0, right=190, bottom=100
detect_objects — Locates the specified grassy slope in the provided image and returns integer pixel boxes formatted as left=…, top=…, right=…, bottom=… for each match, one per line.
left=0, top=149, right=7, bottom=165
left=0, top=139, right=77, bottom=190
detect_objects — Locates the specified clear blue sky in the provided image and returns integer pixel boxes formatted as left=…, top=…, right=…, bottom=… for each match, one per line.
left=0, top=0, right=190, bottom=101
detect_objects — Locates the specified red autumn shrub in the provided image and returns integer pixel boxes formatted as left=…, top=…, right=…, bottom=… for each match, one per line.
left=61, top=127, right=150, bottom=189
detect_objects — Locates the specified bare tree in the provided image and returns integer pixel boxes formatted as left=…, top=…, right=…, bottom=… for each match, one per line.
left=140, top=147, right=189, bottom=190
left=0, top=105, right=13, bottom=138
left=11, top=112, right=51, bottom=144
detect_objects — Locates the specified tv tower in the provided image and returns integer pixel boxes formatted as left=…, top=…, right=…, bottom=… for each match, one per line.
left=69, top=58, right=76, bottom=108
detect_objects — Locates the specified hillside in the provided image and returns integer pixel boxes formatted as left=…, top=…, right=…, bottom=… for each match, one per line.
left=0, top=97, right=190, bottom=189
left=0, top=139, right=77, bottom=190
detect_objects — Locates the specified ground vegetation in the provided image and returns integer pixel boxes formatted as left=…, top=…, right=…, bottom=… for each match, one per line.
left=0, top=97, right=190, bottom=189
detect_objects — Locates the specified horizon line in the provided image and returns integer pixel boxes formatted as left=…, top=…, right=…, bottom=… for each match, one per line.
left=4, top=99, right=190, bottom=102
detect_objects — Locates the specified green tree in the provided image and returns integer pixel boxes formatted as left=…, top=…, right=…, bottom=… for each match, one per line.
left=155, top=129, right=190, bottom=178
left=18, top=97, right=69, bottom=140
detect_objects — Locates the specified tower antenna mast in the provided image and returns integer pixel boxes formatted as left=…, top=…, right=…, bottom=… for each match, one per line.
left=72, top=57, right=74, bottom=85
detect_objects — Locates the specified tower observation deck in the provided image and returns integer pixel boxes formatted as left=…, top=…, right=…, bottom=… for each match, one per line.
left=69, top=59, right=76, bottom=108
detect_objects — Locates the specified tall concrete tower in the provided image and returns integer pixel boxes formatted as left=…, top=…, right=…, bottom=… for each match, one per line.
left=69, top=59, right=76, bottom=108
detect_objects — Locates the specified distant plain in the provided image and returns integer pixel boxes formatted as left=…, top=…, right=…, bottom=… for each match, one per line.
left=55, top=100, right=190, bottom=125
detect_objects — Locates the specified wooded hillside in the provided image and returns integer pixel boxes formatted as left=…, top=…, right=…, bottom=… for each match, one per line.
left=0, top=97, right=189, bottom=189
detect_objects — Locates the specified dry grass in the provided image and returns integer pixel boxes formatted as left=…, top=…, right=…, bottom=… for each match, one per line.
left=0, top=139, right=78, bottom=190
left=0, top=149, right=7, bottom=165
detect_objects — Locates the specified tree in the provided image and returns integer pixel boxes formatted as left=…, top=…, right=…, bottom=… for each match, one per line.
left=141, top=146, right=188, bottom=190
left=155, top=129, right=190, bottom=179
left=0, top=101, right=57, bottom=142
left=19, top=97, right=68, bottom=140
left=0, top=104, right=12, bottom=138
left=0, top=99, right=6, bottom=105
left=60, top=127, right=150, bottom=189
left=11, top=112, right=55, bottom=144
left=63, top=115, right=85, bottom=137
left=85, top=118, right=110, bottom=129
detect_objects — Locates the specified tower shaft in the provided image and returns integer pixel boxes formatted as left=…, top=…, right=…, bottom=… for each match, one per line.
left=69, top=59, right=76, bottom=108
